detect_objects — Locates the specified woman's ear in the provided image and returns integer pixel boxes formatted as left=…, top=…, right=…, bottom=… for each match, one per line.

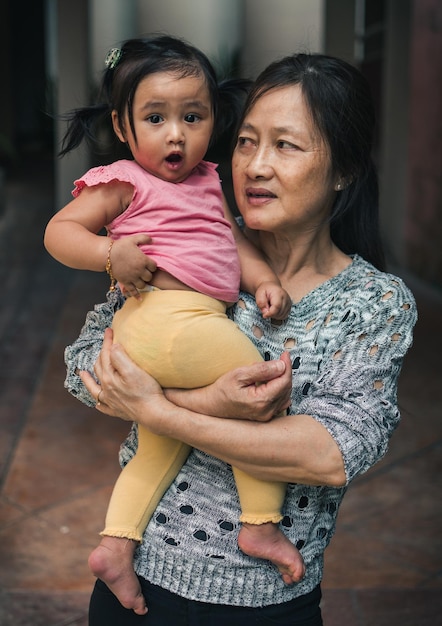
left=111, top=110, right=126, bottom=143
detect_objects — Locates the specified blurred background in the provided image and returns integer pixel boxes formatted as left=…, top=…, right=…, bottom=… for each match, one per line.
left=0, top=1, right=441, bottom=625
left=1, top=0, right=441, bottom=281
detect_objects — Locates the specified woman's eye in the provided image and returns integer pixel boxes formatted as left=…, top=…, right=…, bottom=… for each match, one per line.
left=278, top=140, right=296, bottom=150
left=237, top=136, right=254, bottom=148
left=184, top=113, right=200, bottom=123
left=147, top=114, right=163, bottom=124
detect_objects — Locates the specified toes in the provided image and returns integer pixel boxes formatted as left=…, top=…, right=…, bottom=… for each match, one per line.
left=134, top=606, right=148, bottom=616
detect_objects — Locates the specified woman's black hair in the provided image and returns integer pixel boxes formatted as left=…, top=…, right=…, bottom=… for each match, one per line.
left=239, top=53, right=385, bottom=270
left=59, top=34, right=250, bottom=158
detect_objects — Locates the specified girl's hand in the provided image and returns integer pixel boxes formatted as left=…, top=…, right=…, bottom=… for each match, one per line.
left=110, top=234, right=157, bottom=298
left=255, top=282, right=292, bottom=320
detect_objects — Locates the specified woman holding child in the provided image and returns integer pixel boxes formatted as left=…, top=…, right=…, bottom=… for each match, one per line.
left=71, top=47, right=416, bottom=625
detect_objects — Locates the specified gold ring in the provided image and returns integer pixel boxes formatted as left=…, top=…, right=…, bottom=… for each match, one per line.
left=96, top=389, right=103, bottom=406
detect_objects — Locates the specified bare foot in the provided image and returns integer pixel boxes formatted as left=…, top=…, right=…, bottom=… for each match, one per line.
left=88, top=536, right=147, bottom=615
left=238, top=522, right=305, bottom=585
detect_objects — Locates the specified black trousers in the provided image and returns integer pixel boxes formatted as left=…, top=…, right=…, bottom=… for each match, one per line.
left=88, top=577, right=323, bottom=626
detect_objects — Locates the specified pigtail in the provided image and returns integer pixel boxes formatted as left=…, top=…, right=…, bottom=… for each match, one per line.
left=58, top=103, right=110, bottom=157
left=58, top=56, right=119, bottom=158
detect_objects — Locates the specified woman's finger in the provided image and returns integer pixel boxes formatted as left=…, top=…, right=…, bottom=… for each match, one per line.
left=107, top=341, right=151, bottom=386
left=235, top=357, right=288, bottom=387
left=93, top=328, right=114, bottom=381
left=79, top=369, right=101, bottom=400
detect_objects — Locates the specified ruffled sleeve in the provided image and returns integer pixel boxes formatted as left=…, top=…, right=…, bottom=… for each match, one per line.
left=72, top=160, right=138, bottom=198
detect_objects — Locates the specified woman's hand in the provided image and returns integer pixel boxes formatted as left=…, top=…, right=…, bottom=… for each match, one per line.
left=80, top=329, right=292, bottom=426
left=166, top=352, right=293, bottom=422
left=80, top=333, right=343, bottom=484
left=79, top=328, right=167, bottom=427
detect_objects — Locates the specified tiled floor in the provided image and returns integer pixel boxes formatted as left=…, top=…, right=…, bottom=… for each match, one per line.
left=1, top=156, right=441, bottom=625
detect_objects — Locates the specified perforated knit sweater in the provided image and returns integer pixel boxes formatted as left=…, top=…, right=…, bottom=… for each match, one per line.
left=65, top=255, right=417, bottom=607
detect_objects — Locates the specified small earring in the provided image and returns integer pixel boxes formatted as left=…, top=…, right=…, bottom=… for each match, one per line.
left=336, top=182, right=342, bottom=191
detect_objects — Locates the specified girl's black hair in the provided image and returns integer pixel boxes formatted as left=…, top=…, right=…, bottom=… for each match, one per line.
left=59, top=34, right=250, bottom=158
left=239, top=53, right=385, bottom=270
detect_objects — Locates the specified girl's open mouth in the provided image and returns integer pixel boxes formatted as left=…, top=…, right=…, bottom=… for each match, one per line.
left=166, top=153, right=183, bottom=163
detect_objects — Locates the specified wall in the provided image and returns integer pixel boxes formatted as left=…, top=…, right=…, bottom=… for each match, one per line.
left=324, top=0, right=356, bottom=64
left=405, top=0, right=442, bottom=287
left=379, top=0, right=412, bottom=267
left=54, top=0, right=89, bottom=208
left=89, top=0, right=243, bottom=77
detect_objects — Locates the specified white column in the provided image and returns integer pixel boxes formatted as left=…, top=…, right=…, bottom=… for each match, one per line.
left=90, top=0, right=137, bottom=81
left=242, top=0, right=325, bottom=77
left=136, top=0, right=243, bottom=69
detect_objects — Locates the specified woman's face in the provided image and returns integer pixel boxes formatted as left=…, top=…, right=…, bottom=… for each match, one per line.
left=232, top=84, right=338, bottom=236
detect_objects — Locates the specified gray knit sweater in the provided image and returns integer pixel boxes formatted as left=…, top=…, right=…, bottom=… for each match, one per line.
left=64, top=255, right=417, bottom=607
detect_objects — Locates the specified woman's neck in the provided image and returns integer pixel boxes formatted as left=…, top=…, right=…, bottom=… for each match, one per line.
left=248, top=228, right=351, bottom=302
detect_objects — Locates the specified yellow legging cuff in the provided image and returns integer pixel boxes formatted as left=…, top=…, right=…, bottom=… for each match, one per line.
left=100, top=528, right=143, bottom=542
left=102, top=428, right=192, bottom=540
left=233, top=467, right=286, bottom=525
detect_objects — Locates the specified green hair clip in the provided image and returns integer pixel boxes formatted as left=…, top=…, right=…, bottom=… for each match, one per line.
left=105, top=48, right=122, bottom=70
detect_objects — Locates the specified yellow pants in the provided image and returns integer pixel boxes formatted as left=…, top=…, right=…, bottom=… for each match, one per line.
left=103, top=289, right=286, bottom=541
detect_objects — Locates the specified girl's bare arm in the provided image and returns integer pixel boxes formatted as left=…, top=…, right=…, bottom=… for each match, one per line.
left=223, top=197, right=292, bottom=319
left=44, top=182, right=156, bottom=292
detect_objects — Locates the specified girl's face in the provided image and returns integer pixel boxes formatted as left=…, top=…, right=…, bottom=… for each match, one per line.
left=232, top=84, right=338, bottom=236
left=112, top=71, right=214, bottom=183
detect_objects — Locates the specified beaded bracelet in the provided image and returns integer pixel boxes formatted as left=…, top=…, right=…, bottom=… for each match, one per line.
left=105, top=239, right=117, bottom=291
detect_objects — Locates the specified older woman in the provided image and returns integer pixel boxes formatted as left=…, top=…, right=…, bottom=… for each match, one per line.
left=71, top=52, right=417, bottom=625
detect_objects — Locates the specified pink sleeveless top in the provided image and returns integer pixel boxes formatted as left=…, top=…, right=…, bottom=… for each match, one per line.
left=73, top=160, right=240, bottom=302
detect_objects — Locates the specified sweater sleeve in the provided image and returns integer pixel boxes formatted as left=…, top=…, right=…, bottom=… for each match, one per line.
left=296, top=275, right=417, bottom=484
left=64, top=287, right=125, bottom=406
